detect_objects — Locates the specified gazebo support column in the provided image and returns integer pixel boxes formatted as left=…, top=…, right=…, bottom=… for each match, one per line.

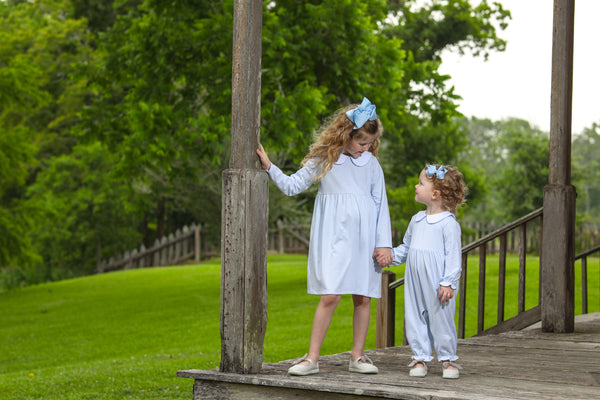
left=220, top=0, right=266, bottom=373
left=221, top=170, right=268, bottom=373
left=541, top=0, right=576, bottom=333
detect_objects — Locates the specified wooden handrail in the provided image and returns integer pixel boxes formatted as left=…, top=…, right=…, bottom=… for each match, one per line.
left=389, top=277, right=405, bottom=290
left=461, top=208, right=543, bottom=253
left=575, top=244, right=600, bottom=315
left=376, top=207, right=600, bottom=347
left=575, top=244, right=600, bottom=259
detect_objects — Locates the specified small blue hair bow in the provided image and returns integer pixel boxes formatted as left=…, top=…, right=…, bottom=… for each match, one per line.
left=346, top=97, right=377, bottom=129
left=426, top=164, right=447, bottom=180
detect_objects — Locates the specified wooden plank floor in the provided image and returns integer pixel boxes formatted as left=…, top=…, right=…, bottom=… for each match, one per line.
left=178, top=312, right=600, bottom=399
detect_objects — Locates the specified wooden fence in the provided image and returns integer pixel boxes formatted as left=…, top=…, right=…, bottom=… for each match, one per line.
left=462, top=221, right=542, bottom=254
left=97, top=222, right=311, bottom=274
left=98, top=217, right=598, bottom=274
left=268, top=221, right=310, bottom=254
left=97, top=224, right=215, bottom=273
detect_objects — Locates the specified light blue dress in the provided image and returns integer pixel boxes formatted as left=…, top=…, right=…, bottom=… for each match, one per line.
left=391, top=211, right=462, bottom=362
left=266, top=151, right=392, bottom=298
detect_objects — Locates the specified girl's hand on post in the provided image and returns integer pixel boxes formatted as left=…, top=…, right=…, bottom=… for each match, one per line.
left=256, top=144, right=272, bottom=170
left=438, top=285, right=454, bottom=303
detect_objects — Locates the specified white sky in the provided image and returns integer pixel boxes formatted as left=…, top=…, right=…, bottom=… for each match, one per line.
left=438, top=0, right=599, bottom=134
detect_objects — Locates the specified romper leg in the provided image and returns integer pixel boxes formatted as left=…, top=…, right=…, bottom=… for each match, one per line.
left=428, top=295, right=458, bottom=361
left=404, top=275, right=434, bottom=362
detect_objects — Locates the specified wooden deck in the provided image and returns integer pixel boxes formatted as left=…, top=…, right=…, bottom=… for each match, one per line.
left=178, top=312, right=600, bottom=399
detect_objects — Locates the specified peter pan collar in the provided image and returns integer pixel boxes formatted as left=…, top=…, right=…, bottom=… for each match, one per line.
left=335, top=151, right=373, bottom=166
left=414, top=210, right=455, bottom=223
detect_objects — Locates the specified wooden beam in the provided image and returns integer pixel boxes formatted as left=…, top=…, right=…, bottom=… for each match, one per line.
left=376, top=270, right=396, bottom=348
left=220, top=0, right=267, bottom=373
left=475, top=306, right=541, bottom=337
left=541, top=0, right=576, bottom=333
left=230, top=0, right=263, bottom=171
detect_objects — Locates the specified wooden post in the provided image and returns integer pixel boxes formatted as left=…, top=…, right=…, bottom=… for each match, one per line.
left=220, top=0, right=267, bottom=374
left=376, top=270, right=396, bottom=348
left=541, top=0, right=576, bottom=333
left=477, top=246, right=486, bottom=334
left=194, top=225, right=201, bottom=264
left=277, top=220, right=285, bottom=254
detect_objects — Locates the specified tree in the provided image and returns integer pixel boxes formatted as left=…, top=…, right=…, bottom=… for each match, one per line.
left=572, top=123, right=600, bottom=218
left=25, top=142, right=143, bottom=278
left=459, top=117, right=548, bottom=223
left=83, top=0, right=507, bottom=221
left=383, top=0, right=511, bottom=63
left=0, top=0, right=89, bottom=268
left=1, top=0, right=513, bottom=282
left=572, top=123, right=600, bottom=250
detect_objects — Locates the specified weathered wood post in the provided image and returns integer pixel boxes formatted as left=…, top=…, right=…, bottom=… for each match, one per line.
left=220, top=0, right=268, bottom=373
left=541, top=0, right=576, bottom=333
left=194, top=224, right=201, bottom=264
left=376, top=270, right=396, bottom=348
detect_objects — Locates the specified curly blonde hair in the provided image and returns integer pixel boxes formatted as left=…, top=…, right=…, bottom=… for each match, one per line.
left=426, top=164, right=468, bottom=214
left=301, top=103, right=383, bottom=179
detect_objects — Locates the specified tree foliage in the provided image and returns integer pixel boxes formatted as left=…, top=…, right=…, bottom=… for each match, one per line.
left=383, top=0, right=511, bottom=62
left=0, top=0, right=89, bottom=268
left=573, top=123, right=600, bottom=219
left=1, top=0, right=518, bottom=285
left=460, top=117, right=549, bottom=223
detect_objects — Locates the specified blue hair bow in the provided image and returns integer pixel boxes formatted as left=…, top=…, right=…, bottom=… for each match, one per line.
left=426, top=164, right=447, bottom=180
left=346, top=97, right=377, bottom=129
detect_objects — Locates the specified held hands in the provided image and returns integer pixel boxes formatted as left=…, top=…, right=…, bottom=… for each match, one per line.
left=438, top=285, right=454, bottom=303
left=256, top=144, right=272, bottom=170
left=373, top=247, right=393, bottom=267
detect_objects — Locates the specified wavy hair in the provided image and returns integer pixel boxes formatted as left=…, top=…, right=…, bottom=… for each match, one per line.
left=301, top=103, right=383, bottom=180
left=426, top=164, right=468, bottom=214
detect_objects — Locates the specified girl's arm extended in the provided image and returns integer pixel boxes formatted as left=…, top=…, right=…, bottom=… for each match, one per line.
left=257, top=144, right=315, bottom=196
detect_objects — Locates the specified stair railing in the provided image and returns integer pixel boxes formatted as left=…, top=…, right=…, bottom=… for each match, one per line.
left=377, top=207, right=600, bottom=347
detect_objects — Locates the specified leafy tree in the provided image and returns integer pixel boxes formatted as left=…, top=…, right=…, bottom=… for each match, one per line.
left=25, top=142, right=143, bottom=278
left=81, top=0, right=507, bottom=225
left=78, top=0, right=233, bottom=243
left=495, top=119, right=548, bottom=220
left=1, top=0, right=513, bottom=282
left=572, top=123, right=600, bottom=218
left=460, top=117, right=548, bottom=223
left=384, top=0, right=511, bottom=63
left=0, top=0, right=89, bottom=267
left=374, top=0, right=510, bottom=229
left=572, top=122, right=600, bottom=250
left=0, top=126, right=38, bottom=267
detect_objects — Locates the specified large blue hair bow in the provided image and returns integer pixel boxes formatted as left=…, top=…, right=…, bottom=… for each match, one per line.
left=346, top=97, right=377, bottom=129
left=426, top=164, right=447, bottom=180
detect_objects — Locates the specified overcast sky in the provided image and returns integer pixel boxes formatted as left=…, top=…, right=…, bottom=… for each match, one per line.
left=437, top=0, right=599, bottom=134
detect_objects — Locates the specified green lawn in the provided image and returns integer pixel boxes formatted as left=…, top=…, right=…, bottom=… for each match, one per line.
left=1, top=253, right=598, bottom=399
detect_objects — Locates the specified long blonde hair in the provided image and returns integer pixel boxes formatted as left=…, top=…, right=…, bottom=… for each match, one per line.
left=301, top=103, right=383, bottom=179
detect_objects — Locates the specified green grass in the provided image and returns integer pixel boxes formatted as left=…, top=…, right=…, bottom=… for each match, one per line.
left=1, top=253, right=598, bottom=399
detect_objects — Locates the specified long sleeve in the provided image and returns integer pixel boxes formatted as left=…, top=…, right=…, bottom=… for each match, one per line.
left=266, top=162, right=316, bottom=196
left=391, top=219, right=413, bottom=266
left=439, top=220, right=462, bottom=289
left=371, top=162, right=392, bottom=248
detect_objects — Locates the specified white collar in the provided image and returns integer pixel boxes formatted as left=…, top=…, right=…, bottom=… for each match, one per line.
left=335, top=151, right=373, bottom=166
left=414, top=210, right=455, bottom=223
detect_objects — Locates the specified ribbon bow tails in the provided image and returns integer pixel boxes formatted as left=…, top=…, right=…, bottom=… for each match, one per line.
left=346, top=97, right=377, bottom=129
left=426, top=164, right=447, bottom=180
